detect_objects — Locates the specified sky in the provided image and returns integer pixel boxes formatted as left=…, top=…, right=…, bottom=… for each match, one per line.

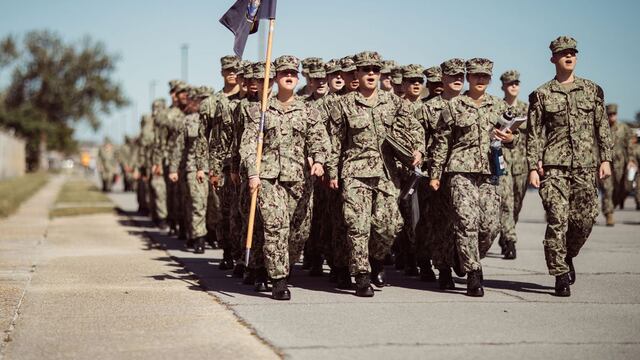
left=1, top=0, right=639, bottom=144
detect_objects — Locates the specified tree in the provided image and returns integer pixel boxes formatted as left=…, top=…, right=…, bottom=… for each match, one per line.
left=0, top=30, right=128, bottom=170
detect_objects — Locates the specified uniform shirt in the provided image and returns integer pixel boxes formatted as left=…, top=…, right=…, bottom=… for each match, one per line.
left=503, top=99, right=529, bottom=175
left=327, top=90, right=424, bottom=181
left=208, top=92, right=241, bottom=175
left=168, top=113, right=209, bottom=173
left=431, top=93, right=511, bottom=180
left=163, top=106, right=186, bottom=173
left=416, top=95, right=453, bottom=178
left=526, top=77, right=612, bottom=170
left=240, top=97, right=330, bottom=182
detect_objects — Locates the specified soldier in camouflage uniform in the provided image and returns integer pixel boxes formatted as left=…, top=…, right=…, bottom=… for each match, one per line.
left=339, top=56, right=360, bottom=95
left=296, top=57, right=322, bottom=97
left=327, top=51, right=424, bottom=297
left=422, top=66, right=444, bottom=102
left=241, top=55, right=330, bottom=301
left=148, top=99, right=168, bottom=227
left=430, top=58, right=515, bottom=297
left=97, top=137, right=117, bottom=192
left=380, top=60, right=396, bottom=92
left=527, top=36, right=613, bottom=296
left=390, top=65, right=404, bottom=98
left=600, top=103, right=634, bottom=226
left=326, top=59, right=345, bottom=95
left=116, top=136, right=136, bottom=192
left=416, top=59, right=465, bottom=290
left=497, top=70, right=529, bottom=259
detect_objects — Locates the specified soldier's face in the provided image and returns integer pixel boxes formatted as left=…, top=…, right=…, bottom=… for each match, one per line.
left=276, top=70, right=299, bottom=92
left=380, top=74, right=393, bottom=91
left=442, top=73, right=464, bottom=93
left=222, top=69, right=238, bottom=85
left=238, top=75, right=247, bottom=92
left=608, top=113, right=618, bottom=124
left=311, top=78, right=328, bottom=96
left=403, top=78, right=424, bottom=98
left=502, top=81, right=520, bottom=97
left=341, top=71, right=360, bottom=91
left=177, top=91, right=188, bottom=107
left=467, top=73, right=491, bottom=93
left=356, top=66, right=380, bottom=91
left=328, top=73, right=345, bottom=92
left=248, top=78, right=259, bottom=94
left=427, top=81, right=444, bottom=96
left=551, top=49, right=577, bottom=72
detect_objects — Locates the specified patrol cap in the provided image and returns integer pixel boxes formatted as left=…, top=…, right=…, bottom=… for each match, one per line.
left=549, top=36, right=578, bottom=54
left=168, top=79, right=184, bottom=92
left=301, top=57, right=322, bottom=75
left=440, top=58, right=465, bottom=76
left=500, top=70, right=520, bottom=84
left=353, top=51, right=382, bottom=68
left=324, top=59, right=341, bottom=74
left=402, top=64, right=425, bottom=80
left=274, top=55, right=300, bottom=72
left=243, top=61, right=255, bottom=79
left=606, top=103, right=618, bottom=115
left=423, top=66, right=442, bottom=83
left=308, top=61, right=326, bottom=79
left=390, top=66, right=403, bottom=85
left=340, top=56, right=356, bottom=72
left=173, top=81, right=189, bottom=94
left=197, top=86, right=214, bottom=98
left=152, top=98, right=166, bottom=110
left=236, top=60, right=250, bottom=76
left=381, top=60, right=397, bottom=75
left=220, top=55, right=240, bottom=70
left=465, top=58, right=494, bottom=76
left=252, top=61, right=275, bottom=79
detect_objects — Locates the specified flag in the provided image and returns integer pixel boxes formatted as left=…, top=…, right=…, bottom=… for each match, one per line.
left=219, top=0, right=278, bottom=57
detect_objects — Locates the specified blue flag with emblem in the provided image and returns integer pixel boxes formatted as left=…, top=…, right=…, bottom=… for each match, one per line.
left=219, top=0, right=278, bottom=57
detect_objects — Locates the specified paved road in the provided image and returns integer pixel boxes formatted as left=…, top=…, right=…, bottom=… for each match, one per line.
left=109, top=189, right=640, bottom=360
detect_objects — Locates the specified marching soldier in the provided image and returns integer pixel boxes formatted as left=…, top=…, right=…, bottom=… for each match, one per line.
left=527, top=36, right=613, bottom=296
left=380, top=60, right=396, bottom=92
left=422, top=66, right=443, bottom=102
left=390, top=65, right=404, bottom=97
left=97, top=137, right=117, bottom=192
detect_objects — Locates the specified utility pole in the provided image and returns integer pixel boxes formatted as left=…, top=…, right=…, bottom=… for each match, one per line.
left=181, top=44, right=189, bottom=82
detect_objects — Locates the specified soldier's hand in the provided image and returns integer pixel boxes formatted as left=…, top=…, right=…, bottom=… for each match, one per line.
left=248, top=177, right=261, bottom=193
left=196, top=170, right=205, bottom=183
left=152, top=164, right=162, bottom=176
left=329, top=179, right=339, bottom=190
left=230, top=172, right=240, bottom=185
left=599, top=161, right=612, bottom=180
left=209, top=175, right=219, bottom=187
left=493, top=128, right=514, bottom=143
left=536, top=161, right=545, bottom=177
left=429, top=179, right=440, bottom=191
left=310, top=163, right=324, bottom=177
left=412, top=150, right=423, bottom=166
left=529, top=170, right=541, bottom=188
left=169, top=172, right=179, bottom=182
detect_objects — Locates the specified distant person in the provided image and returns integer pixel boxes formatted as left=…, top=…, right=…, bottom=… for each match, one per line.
left=97, top=137, right=117, bottom=192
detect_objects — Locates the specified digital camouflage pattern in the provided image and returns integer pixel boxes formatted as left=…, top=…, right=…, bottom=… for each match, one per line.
left=600, top=120, right=634, bottom=215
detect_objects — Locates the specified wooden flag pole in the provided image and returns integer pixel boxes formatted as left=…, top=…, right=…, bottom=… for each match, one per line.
left=245, top=18, right=275, bottom=266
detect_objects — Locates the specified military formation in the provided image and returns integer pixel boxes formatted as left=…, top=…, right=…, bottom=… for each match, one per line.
left=102, top=35, right=640, bottom=301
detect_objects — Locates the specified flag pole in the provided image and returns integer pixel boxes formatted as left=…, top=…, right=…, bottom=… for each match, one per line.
left=245, top=18, right=275, bottom=266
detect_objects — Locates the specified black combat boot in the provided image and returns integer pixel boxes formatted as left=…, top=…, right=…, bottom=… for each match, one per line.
left=193, top=236, right=205, bottom=254
left=419, top=259, right=437, bottom=282
left=309, top=254, right=324, bottom=277
left=218, top=249, right=234, bottom=270
left=233, top=263, right=245, bottom=278
left=206, top=232, right=219, bottom=249
left=242, top=268, right=255, bottom=285
left=370, top=258, right=387, bottom=288
left=438, top=268, right=455, bottom=290
left=254, top=268, right=269, bottom=292
left=466, top=269, right=484, bottom=297
left=566, top=256, right=576, bottom=285
left=156, top=219, right=168, bottom=231
left=185, top=237, right=195, bottom=249
left=271, top=278, right=291, bottom=301
left=503, top=241, right=517, bottom=260
left=354, top=273, right=374, bottom=297
left=336, top=267, right=353, bottom=289
left=554, top=273, right=571, bottom=297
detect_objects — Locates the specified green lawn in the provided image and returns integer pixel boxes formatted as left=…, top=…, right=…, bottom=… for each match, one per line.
left=50, top=178, right=115, bottom=217
left=0, top=173, right=49, bottom=218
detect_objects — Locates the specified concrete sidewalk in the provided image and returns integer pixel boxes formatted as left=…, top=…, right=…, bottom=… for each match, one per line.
left=0, top=176, right=279, bottom=359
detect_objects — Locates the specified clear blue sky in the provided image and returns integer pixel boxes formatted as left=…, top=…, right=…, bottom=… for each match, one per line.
left=1, top=0, right=639, bottom=144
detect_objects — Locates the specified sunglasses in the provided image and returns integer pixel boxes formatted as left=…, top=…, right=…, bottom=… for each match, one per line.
left=358, top=66, right=381, bottom=73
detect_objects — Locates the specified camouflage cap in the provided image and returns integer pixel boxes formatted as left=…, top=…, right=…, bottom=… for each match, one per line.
left=549, top=36, right=578, bottom=54
left=243, top=61, right=254, bottom=79
left=340, top=56, right=356, bottom=72
left=173, top=81, right=189, bottom=93
left=197, top=86, right=214, bottom=98
left=440, top=58, right=465, bottom=76
left=391, top=66, right=403, bottom=85
left=500, top=70, right=520, bottom=84
left=252, top=61, right=275, bottom=79
left=605, top=103, right=618, bottom=115
left=423, top=66, right=442, bottom=83
left=236, top=60, right=250, bottom=76
left=168, top=79, right=184, bottom=92
left=220, top=55, right=240, bottom=70
left=301, top=57, right=322, bottom=75
left=324, top=58, right=341, bottom=74
left=274, top=55, right=300, bottom=72
left=152, top=98, right=166, bottom=110
left=307, top=61, right=326, bottom=79
left=465, top=58, right=494, bottom=75
left=402, top=64, right=425, bottom=80
left=353, top=51, right=382, bottom=68
left=380, top=60, right=397, bottom=75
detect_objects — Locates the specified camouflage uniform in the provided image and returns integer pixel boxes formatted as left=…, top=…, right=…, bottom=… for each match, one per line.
left=327, top=51, right=424, bottom=276
left=431, top=58, right=510, bottom=273
left=240, top=56, right=330, bottom=280
left=600, top=103, right=633, bottom=216
left=116, top=136, right=135, bottom=192
left=498, top=70, right=529, bottom=245
left=150, top=97, right=169, bottom=223
left=97, top=140, right=117, bottom=192
left=163, top=95, right=188, bottom=234
left=526, top=36, right=613, bottom=276
left=137, top=113, right=156, bottom=215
